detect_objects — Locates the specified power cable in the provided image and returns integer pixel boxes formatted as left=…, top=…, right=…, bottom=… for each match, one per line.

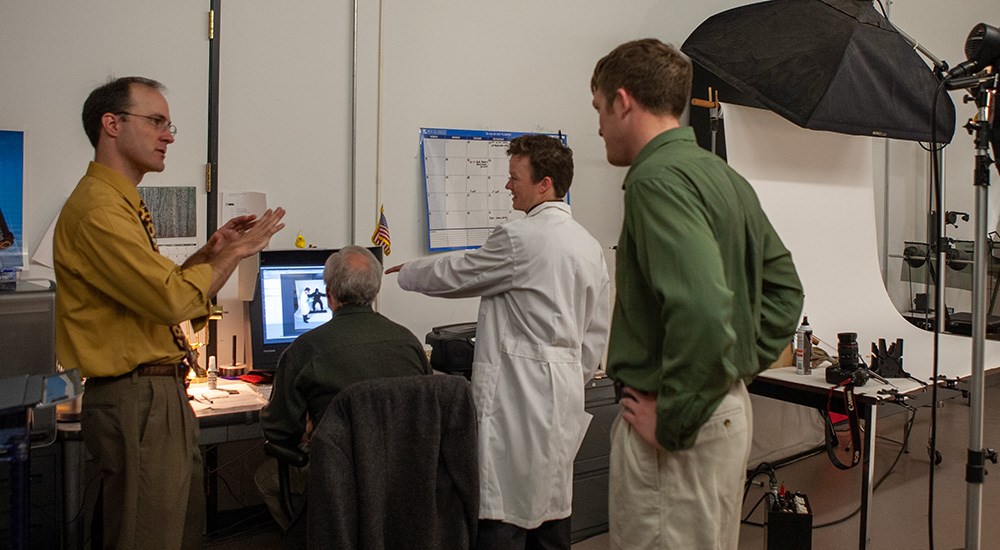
left=740, top=402, right=917, bottom=532
left=926, top=76, right=952, bottom=550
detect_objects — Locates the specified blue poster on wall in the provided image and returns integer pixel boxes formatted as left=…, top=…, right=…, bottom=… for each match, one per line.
left=0, top=130, right=25, bottom=271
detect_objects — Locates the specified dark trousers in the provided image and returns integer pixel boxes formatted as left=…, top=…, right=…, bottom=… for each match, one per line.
left=476, top=518, right=571, bottom=550
left=82, top=371, right=203, bottom=549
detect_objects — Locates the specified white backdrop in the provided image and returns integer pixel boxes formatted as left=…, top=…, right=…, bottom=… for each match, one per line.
left=726, top=104, right=1000, bottom=380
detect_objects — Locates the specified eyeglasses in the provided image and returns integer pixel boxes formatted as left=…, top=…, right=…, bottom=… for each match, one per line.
left=115, top=112, right=177, bottom=136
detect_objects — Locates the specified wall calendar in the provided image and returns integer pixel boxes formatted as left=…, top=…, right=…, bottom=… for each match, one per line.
left=420, top=127, right=566, bottom=251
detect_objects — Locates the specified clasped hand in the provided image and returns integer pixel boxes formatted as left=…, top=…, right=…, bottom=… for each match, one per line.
left=207, top=208, right=286, bottom=258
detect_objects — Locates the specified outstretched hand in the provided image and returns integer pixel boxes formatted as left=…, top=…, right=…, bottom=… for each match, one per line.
left=204, top=214, right=259, bottom=258
left=231, top=208, right=286, bottom=257
left=202, top=208, right=286, bottom=297
left=384, top=263, right=404, bottom=274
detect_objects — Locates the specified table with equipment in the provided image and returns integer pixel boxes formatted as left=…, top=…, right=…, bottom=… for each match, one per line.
left=748, top=366, right=927, bottom=550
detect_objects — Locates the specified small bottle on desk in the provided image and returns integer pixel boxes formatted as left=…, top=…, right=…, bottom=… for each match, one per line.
left=794, top=316, right=812, bottom=375
left=207, top=356, right=218, bottom=390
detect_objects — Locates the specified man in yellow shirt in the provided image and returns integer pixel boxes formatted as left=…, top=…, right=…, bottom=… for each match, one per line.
left=54, top=76, right=285, bottom=548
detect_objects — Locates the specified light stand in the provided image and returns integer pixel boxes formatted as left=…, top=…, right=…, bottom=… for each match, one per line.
left=944, top=22, right=1000, bottom=550
left=948, top=70, right=999, bottom=550
left=891, top=23, right=957, bottom=548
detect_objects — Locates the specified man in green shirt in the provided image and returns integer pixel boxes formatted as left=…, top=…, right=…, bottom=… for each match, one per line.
left=590, top=39, right=803, bottom=549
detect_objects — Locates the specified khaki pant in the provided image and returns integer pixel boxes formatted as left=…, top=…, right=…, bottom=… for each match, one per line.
left=82, top=372, right=204, bottom=549
left=609, top=381, right=752, bottom=550
left=254, top=458, right=309, bottom=531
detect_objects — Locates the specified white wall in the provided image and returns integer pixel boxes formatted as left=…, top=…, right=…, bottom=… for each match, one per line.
left=371, top=0, right=750, bottom=341
left=211, top=0, right=356, bottom=357
left=0, top=1, right=209, bottom=279
left=215, top=0, right=757, bottom=351
left=1, top=0, right=994, bottom=361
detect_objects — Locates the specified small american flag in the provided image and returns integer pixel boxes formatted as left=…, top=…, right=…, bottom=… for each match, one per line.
left=371, top=204, right=391, bottom=256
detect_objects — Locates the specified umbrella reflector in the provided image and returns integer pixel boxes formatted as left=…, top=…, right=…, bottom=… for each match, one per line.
left=682, top=0, right=956, bottom=143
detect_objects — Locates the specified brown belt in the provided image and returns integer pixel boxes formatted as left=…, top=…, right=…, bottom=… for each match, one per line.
left=137, top=363, right=188, bottom=377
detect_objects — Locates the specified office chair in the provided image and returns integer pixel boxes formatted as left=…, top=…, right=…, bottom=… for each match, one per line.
left=307, top=374, right=479, bottom=550
left=262, top=439, right=308, bottom=526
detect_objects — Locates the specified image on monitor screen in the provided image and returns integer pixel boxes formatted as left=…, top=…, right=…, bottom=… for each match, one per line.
left=248, top=247, right=382, bottom=371
left=259, top=265, right=332, bottom=344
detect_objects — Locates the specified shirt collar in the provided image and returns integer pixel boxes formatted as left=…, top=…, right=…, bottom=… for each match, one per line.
left=332, top=303, right=375, bottom=317
left=86, top=161, right=143, bottom=211
left=526, top=200, right=571, bottom=218
left=624, top=126, right=697, bottom=187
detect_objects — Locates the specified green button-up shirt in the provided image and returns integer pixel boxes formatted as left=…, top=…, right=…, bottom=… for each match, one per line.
left=607, top=127, right=803, bottom=451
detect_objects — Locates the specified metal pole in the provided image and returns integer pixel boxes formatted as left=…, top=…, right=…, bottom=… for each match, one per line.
left=965, top=175, right=986, bottom=550
left=351, top=0, right=358, bottom=243
left=207, top=0, right=221, bottom=361
left=881, top=0, right=892, bottom=287
left=859, top=403, right=878, bottom=549
left=934, top=145, right=948, bottom=335
left=964, top=76, right=996, bottom=550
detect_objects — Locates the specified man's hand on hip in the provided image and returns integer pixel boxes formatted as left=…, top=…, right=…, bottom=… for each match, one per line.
left=620, top=386, right=664, bottom=451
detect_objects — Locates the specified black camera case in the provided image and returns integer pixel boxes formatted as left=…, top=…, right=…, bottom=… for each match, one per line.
left=425, top=322, right=477, bottom=379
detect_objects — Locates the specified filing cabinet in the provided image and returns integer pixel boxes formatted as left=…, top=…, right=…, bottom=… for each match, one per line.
left=571, top=375, right=617, bottom=542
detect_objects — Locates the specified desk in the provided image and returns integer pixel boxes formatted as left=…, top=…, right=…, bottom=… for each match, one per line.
left=191, top=380, right=268, bottom=446
left=189, top=381, right=269, bottom=532
left=749, top=366, right=927, bottom=550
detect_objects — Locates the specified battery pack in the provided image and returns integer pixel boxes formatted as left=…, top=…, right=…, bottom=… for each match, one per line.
left=765, top=492, right=812, bottom=550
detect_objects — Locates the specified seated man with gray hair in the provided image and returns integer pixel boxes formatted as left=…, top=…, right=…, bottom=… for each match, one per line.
left=258, top=245, right=431, bottom=529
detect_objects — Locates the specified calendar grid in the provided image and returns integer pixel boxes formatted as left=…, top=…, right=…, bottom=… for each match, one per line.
left=420, top=128, right=566, bottom=251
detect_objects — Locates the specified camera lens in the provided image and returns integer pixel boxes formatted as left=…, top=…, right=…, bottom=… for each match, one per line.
left=838, top=332, right=859, bottom=371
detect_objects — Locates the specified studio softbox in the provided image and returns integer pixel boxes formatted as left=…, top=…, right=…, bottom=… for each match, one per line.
left=681, top=0, right=956, bottom=145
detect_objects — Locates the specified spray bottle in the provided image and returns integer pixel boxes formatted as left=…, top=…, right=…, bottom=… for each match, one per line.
left=794, top=316, right=813, bottom=375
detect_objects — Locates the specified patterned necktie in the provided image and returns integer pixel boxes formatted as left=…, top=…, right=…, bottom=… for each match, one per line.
left=138, top=199, right=203, bottom=375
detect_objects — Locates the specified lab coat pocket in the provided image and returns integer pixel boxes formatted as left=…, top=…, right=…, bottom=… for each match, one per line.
left=471, top=360, right=500, bottom=420
left=499, top=339, right=581, bottom=364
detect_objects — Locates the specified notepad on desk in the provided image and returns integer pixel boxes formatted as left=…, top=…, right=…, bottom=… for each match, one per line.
left=188, top=381, right=267, bottom=413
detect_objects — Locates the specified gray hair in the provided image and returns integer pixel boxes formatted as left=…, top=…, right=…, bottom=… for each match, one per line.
left=323, top=246, right=382, bottom=307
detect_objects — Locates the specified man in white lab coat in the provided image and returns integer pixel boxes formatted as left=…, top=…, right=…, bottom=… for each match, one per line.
left=387, top=134, right=610, bottom=550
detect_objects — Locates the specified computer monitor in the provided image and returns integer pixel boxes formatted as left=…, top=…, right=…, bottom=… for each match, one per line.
left=248, top=247, right=382, bottom=371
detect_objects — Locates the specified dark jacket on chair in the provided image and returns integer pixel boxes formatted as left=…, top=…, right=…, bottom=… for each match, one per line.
left=307, top=374, right=478, bottom=549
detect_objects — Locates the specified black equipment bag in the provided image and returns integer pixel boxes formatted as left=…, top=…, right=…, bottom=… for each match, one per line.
left=425, top=322, right=477, bottom=379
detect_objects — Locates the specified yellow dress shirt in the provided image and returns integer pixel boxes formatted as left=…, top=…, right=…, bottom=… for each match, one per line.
left=54, top=162, right=212, bottom=377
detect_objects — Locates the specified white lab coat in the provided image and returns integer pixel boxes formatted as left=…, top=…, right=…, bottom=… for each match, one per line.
left=398, top=202, right=610, bottom=528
